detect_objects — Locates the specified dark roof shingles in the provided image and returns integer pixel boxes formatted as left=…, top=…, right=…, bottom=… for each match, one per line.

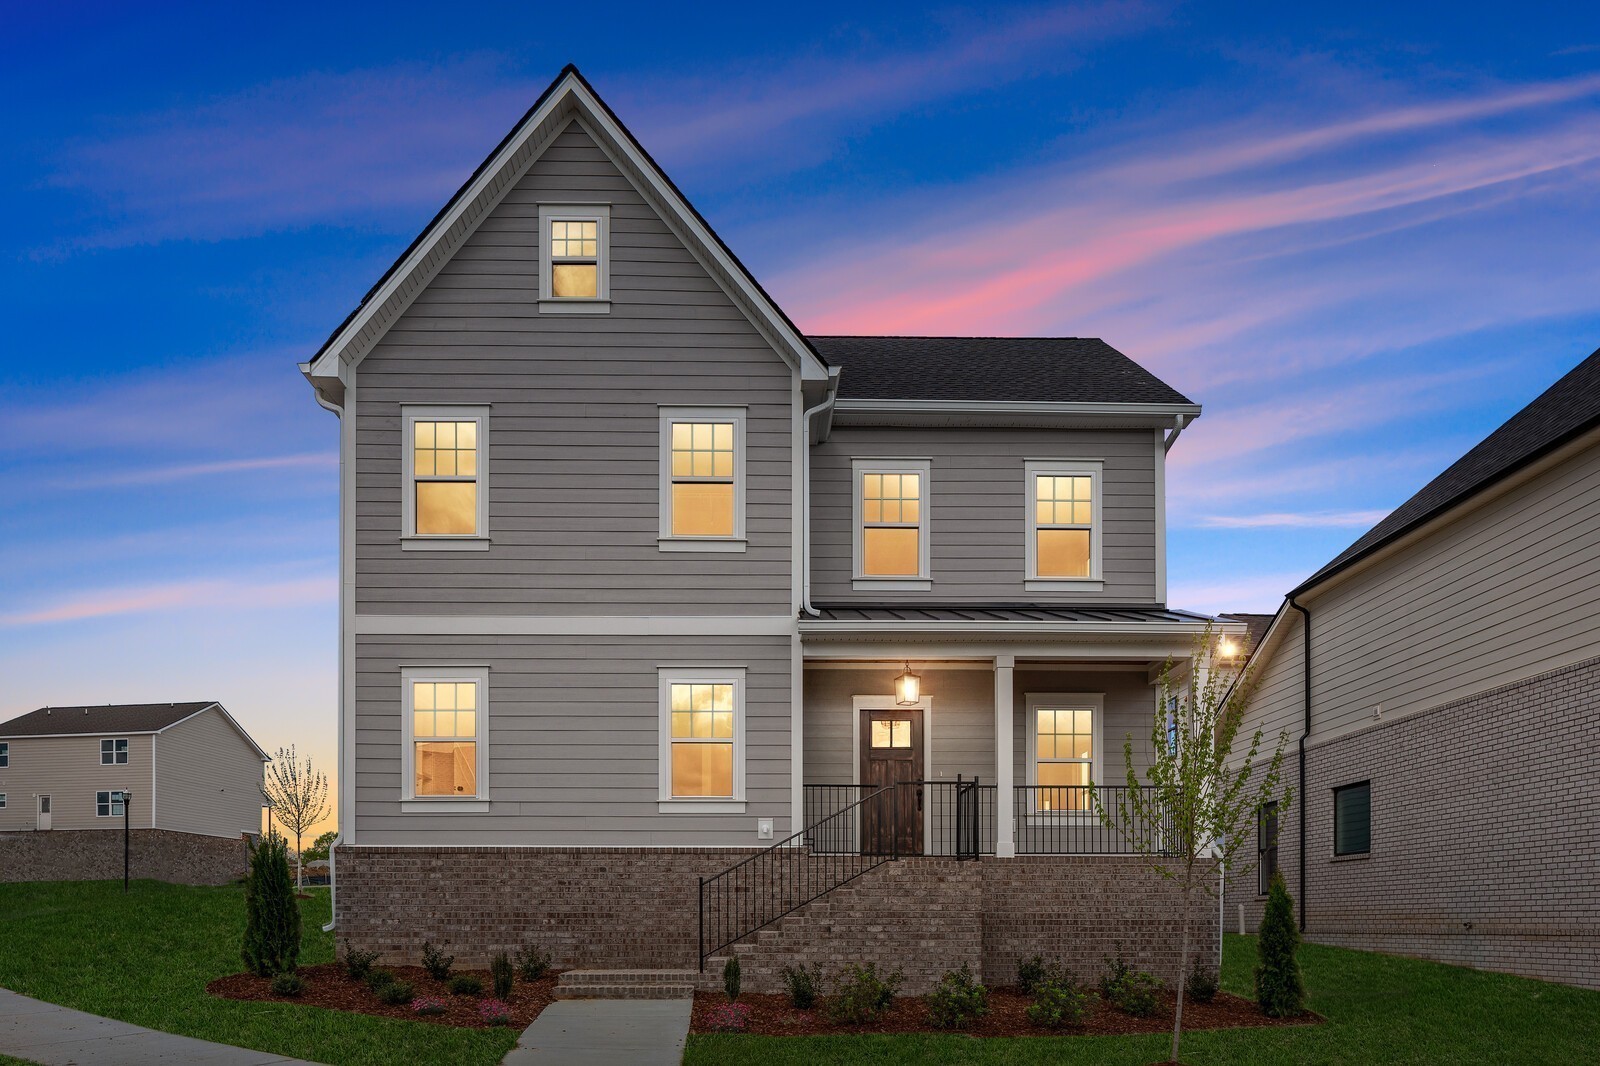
left=0, top=702, right=216, bottom=737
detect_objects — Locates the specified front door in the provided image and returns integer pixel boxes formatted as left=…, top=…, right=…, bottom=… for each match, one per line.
left=36, top=795, right=51, bottom=831
left=860, top=708, right=923, bottom=855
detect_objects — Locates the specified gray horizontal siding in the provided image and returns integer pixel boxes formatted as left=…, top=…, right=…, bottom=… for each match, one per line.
left=802, top=667, right=997, bottom=786
left=353, top=121, right=795, bottom=616
left=810, top=426, right=1159, bottom=604
left=354, top=632, right=792, bottom=846
left=1012, top=670, right=1160, bottom=784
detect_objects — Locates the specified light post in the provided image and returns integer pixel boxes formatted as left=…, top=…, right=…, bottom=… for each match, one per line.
left=119, top=790, right=134, bottom=893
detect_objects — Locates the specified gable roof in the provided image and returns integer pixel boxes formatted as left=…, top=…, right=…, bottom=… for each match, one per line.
left=0, top=701, right=269, bottom=760
left=302, top=65, right=829, bottom=398
left=810, top=336, right=1194, bottom=405
left=1294, top=345, right=1600, bottom=596
left=1219, top=612, right=1275, bottom=651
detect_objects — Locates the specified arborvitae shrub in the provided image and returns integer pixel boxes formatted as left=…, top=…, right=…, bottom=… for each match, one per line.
left=1255, top=871, right=1305, bottom=1017
left=491, top=951, right=514, bottom=1000
left=723, top=955, right=742, bottom=1001
left=1186, top=955, right=1219, bottom=1004
left=241, top=835, right=301, bottom=977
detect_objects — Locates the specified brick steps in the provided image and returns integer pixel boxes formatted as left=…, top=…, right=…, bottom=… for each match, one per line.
left=554, top=969, right=697, bottom=1000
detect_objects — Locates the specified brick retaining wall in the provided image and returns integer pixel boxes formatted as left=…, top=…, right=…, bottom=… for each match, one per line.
left=0, top=829, right=253, bottom=885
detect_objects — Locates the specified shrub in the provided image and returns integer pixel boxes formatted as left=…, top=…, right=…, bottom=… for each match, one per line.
left=411, top=996, right=447, bottom=1016
left=1100, top=958, right=1162, bottom=1018
left=780, top=963, right=820, bottom=1010
left=241, top=835, right=300, bottom=977
left=478, top=999, right=513, bottom=1027
left=516, top=945, right=552, bottom=982
left=1026, top=977, right=1089, bottom=1029
left=378, top=980, right=415, bottom=1006
left=722, top=956, right=741, bottom=1001
left=705, top=1002, right=752, bottom=1033
left=269, top=971, right=304, bottom=997
left=1185, top=955, right=1219, bottom=1004
left=421, top=942, right=455, bottom=981
left=491, top=951, right=514, bottom=1000
left=828, top=962, right=902, bottom=1025
left=365, top=968, right=396, bottom=992
left=1255, top=871, right=1305, bottom=1017
left=925, top=964, right=989, bottom=1029
left=341, top=940, right=379, bottom=982
left=449, top=974, right=484, bottom=996
left=1017, top=954, right=1050, bottom=994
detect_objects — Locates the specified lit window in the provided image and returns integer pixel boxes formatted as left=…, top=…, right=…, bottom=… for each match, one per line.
left=100, top=739, right=128, bottom=765
left=659, top=409, right=745, bottom=546
left=1027, top=694, right=1101, bottom=814
left=539, top=205, right=609, bottom=307
left=409, top=679, right=480, bottom=798
left=1334, top=781, right=1370, bottom=856
left=1027, top=461, right=1101, bottom=582
left=854, top=460, right=931, bottom=582
left=403, top=407, right=488, bottom=544
left=660, top=671, right=744, bottom=808
left=96, top=790, right=126, bottom=817
left=870, top=719, right=913, bottom=749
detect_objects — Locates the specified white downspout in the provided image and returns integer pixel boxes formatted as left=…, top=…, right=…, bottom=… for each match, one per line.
left=310, top=382, right=344, bottom=932
left=800, top=370, right=840, bottom=617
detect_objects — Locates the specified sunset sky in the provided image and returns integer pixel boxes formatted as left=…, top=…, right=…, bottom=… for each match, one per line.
left=5, top=2, right=1600, bottom=836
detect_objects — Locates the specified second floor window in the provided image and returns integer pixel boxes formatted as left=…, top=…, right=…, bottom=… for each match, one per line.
left=403, top=407, right=488, bottom=545
left=1027, top=460, right=1102, bottom=583
left=101, top=738, right=128, bottom=765
left=853, top=460, right=931, bottom=585
left=0, top=742, right=8, bottom=767
left=659, top=408, right=745, bottom=547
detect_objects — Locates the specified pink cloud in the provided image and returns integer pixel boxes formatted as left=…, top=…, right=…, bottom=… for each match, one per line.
left=3, top=575, right=335, bottom=626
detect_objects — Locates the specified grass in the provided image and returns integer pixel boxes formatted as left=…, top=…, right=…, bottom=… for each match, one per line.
left=0, top=880, right=519, bottom=1066
left=685, top=934, right=1600, bottom=1065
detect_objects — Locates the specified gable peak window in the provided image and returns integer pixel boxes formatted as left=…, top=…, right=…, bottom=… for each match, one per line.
left=539, top=205, right=610, bottom=310
left=659, top=408, right=746, bottom=550
left=100, top=738, right=128, bottom=765
left=852, top=459, right=931, bottom=589
left=1026, top=460, right=1103, bottom=588
left=403, top=407, right=489, bottom=548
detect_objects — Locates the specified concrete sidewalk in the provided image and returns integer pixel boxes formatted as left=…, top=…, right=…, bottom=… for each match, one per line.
left=503, top=999, right=692, bottom=1066
left=0, top=988, right=320, bottom=1065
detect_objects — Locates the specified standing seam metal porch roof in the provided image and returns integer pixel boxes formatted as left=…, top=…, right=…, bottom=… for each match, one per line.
left=805, top=605, right=1216, bottom=624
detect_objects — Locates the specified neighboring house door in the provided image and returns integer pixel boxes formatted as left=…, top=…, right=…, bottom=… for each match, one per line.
left=36, top=795, right=51, bottom=831
left=860, top=708, right=923, bottom=856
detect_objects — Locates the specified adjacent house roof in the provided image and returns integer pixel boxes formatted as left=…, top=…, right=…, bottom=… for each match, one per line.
left=1219, top=612, right=1275, bottom=651
left=0, top=701, right=270, bottom=760
left=809, top=336, right=1194, bottom=406
left=1294, top=345, right=1600, bottom=596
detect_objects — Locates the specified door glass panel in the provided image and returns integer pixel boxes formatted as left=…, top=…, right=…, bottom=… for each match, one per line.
left=870, top=719, right=913, bottom=748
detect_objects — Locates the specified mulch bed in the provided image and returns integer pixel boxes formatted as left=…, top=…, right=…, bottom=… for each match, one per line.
left=690, top=987, right=1322, bottom=1037
left=207, top=963, right=558, bottom=1029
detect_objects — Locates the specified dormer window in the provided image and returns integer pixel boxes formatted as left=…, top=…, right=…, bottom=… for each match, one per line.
left=539, top=205, right=610, bottom=311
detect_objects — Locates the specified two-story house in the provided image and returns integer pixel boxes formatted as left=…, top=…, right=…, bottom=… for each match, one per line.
left=302, top=66, right=1237, bottom=994
left=0, top=701, right=267, bottom=884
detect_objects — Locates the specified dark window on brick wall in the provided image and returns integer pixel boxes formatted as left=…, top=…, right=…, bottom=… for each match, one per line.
left=1333, top=781, right=1370, bottom=856
left=1257, top=801, right=1279, bottom=893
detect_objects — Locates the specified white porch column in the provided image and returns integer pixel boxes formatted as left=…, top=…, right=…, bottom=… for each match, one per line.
left=994, top=653, right=1016, bottom=857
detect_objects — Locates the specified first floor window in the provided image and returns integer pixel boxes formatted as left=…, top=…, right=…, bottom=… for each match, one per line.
left=100, top=739, right=128, bottom=765
left=0, top=794, right=7, bottom=809
left=660, top=671, right=744, bottom=805
left=96, top=791, right=125, bottom=817
left=402, top=670, right=487, bottom=800
left=1027, top=693, right=1101, bottom=813
left=1258, top=801, right=1279, bottom=894
left=1333, top=781, right=1370, bottom=856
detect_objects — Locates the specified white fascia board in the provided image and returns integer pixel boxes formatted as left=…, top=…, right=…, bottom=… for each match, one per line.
left=831, top=398, right=1202, bottom=429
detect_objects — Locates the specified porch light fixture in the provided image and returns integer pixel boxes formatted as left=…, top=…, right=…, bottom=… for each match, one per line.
left=1217, top=636, right=1240, bottom=660
left=895, top=662, right=921, bottom=706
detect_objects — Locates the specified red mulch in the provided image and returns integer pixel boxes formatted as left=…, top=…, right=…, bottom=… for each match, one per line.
left=207, top=963, right=558, bottom=1029
left=690, top=987, right=1321, bottom=1037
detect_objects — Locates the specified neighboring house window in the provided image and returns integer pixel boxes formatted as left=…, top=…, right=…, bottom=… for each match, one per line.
left=96, top=791, right=125, bottom=817
left=658, top=408, right=746, bottom=548
left=1333, top=781, right=1371, bottom=856
left=100, top=739, right=128, bottom=765
left=1258, top=801, right=1279, bottom=894
left=1025, top=693, right=1103, bottom=813
left=538, top=204, right=610, bottom=309
left=401, top=670, right=488, bottom=804
left=0, top=742, right=8, bottom=767
left=658, top=669, right=745, bottom=812
left=0, top=794, right=6, bottom=809
left=1025, top=459, right=1103, bottom=585
left=402, top=406, right=489, bottom=547
left=852, top=459, right=932, bottom=588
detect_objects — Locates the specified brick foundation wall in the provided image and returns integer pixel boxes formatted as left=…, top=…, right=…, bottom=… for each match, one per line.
left=1225, top=655, right=1600, bottom=990
left=0, top=829, right=254, bottom=885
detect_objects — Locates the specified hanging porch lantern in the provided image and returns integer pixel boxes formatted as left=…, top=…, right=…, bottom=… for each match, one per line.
left=895, top=661, right=922, bottom=706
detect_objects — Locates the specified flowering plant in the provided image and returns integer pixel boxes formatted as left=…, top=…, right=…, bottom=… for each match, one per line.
left=411, top=996, right=447, bottom=1016
left=705, top=1001, right=753, bottom=1033
left=478, top=998, right=514, bottom=1026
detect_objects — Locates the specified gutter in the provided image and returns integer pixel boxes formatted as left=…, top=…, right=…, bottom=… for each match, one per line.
left=1288, top=596, right=1312, bottom=933
left=800, top=368, right=842, bottom=617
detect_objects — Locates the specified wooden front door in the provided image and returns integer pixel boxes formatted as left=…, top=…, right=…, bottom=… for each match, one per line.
left=860, top=708, right=923, bottom=855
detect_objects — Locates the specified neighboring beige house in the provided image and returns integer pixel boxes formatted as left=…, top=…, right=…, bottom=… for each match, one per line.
left=0, top=701, right=269, bottom=884
left=1226, top=346, right=1600, bottom=990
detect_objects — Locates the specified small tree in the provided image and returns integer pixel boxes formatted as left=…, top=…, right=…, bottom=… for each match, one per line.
left=242, top=834, right=301, bottom=976
left=302, top=830, right=338, bottom=865
left=1255, top=871, right=1305, bottom=1017
left=264, top=745, right=330, bottom=889
left=1095, top=626, right=1291, bottom=1064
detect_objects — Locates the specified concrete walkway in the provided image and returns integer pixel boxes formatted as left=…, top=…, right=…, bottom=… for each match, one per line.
left=502, top=999, right=692, bottom=1066
left=0, top=988, right=320, bottom=1065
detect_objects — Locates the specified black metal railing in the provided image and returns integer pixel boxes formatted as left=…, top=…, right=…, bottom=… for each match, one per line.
left=802, top=784, right=870, bottom=853
left=699, top=785, right=900, bottom=970
left=923, top=777, right=997, bottom=859
left=1012, top=785, right=1175, bottom=855
left=802, top=781, right=997, bottom=858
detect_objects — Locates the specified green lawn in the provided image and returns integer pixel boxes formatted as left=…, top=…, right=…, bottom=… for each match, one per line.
left=686, top=934, right=1600, bottom=1065
left=0, top=880, right=518, bottom=1066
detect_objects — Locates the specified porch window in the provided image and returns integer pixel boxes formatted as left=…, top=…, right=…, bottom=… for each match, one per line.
left=96, top=790, right=125, bottom=817
left=1333, top=781, right=1370, bottom=856
left=1026, top=693, right=1102, bottom=813
left=1258, top=801, right=1279, bottom=894
left=401, top=667, right=489, bottom=807
left=538, top=204, right=610, bottom=308
left=100, top=739, right=128, bottom=765
left=403, top=406, right=489, bottom=545
left=1026, top=460, right=1102, bottom=585
left=853, top=459, right=931, bottom=587
left=659, top=408, right=745, bottom=547
left=659, top=669, right=745, bottom=812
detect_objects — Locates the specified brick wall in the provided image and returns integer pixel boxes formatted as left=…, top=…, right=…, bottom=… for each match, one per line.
left=1225, top=655, right=1600, bottom=990
left=0, top=828, right=253, bottom=885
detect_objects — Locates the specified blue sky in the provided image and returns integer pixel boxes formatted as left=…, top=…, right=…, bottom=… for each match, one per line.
left=5, top=2, right=1600, bottom=829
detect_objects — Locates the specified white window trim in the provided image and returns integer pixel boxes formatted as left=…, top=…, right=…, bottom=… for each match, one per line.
left=95, top=790, right=126, bottom=818
left=657, top=406, right=748, bottom=551
left=401, top=405, right=491, bottom=551
left=1025, top=459, right=1104, bottom=591
left=658, top=667, right=747, bottom=814
left=400, top=665, right=491, bottom=813
left=0, top=794, right=7, bottom=809
left=0, top=742, right=8, bottom=768
left=1023, top=692, right=1104, bottom=824
left=100, top=738, right=129, bottom=766
left=851, top=458, right=932, bottom=591
left=538, top=203, right=611, bottom=312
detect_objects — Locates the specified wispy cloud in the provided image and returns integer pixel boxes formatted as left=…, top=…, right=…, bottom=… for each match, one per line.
left=2, top=573, right=335, bottom=626
left=1194, top=510, right=1389, bottom=529
left=61, top=452, right=337, bottom=489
